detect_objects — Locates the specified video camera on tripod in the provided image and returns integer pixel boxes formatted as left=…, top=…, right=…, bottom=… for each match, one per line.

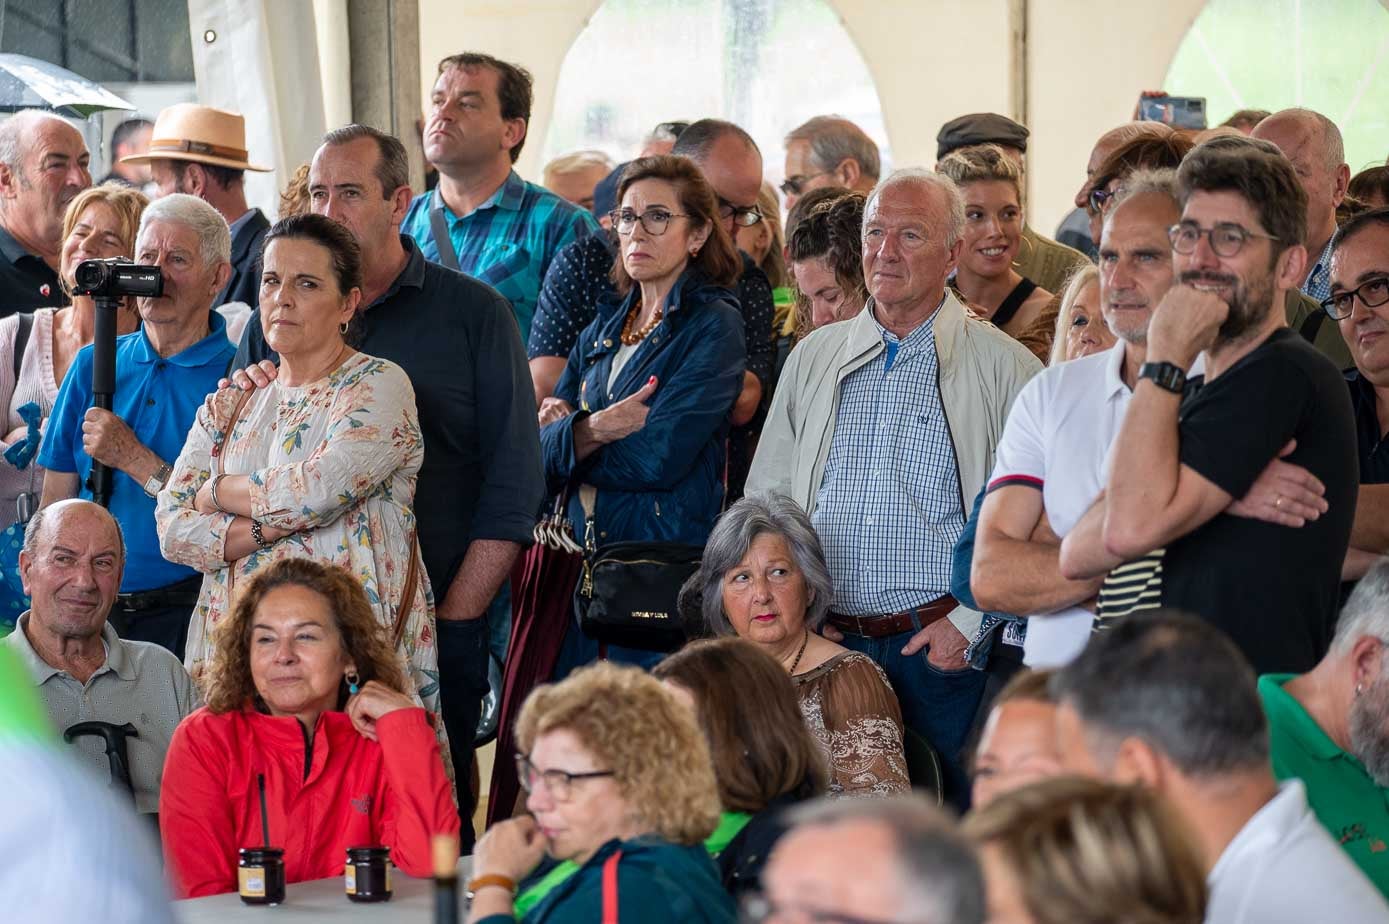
left=71, top=258, right=163, bottom=507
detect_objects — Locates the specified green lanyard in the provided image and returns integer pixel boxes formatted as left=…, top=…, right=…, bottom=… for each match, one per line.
left=512, top=812, right=755, bottom=917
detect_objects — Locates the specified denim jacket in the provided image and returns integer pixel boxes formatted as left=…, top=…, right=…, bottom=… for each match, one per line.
left=540, top=268, right=747, bottom=547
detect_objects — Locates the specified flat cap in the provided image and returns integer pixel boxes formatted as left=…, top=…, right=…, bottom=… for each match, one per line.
left=936, top=113, right=1029, bottom=160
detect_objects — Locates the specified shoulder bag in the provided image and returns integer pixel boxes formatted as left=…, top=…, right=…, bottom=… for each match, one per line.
left=573, top=484, right=702, bottom=653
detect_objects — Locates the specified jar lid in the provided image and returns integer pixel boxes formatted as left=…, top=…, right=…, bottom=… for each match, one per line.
left=239, top=847, right=285, bottom=861
left=345, top=846, right=392, bottom=861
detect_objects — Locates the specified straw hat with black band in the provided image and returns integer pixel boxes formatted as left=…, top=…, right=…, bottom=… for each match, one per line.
left=120, top=103, right=271, bottom=173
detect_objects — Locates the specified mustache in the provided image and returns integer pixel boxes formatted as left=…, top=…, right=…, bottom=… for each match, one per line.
left=1180, top=270, right=1237, bottom=287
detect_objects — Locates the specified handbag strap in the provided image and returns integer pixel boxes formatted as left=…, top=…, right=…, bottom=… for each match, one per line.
left=394, top=527, right=420, bottom=650
left=216, top=387, right=257, bottom=604
left=578, top=483, right=599, bottom=554
left=601, top=849, right=622, bottom=924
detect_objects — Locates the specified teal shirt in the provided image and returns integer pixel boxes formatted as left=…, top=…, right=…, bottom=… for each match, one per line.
left=1260, top=673, right=1389, bottom=898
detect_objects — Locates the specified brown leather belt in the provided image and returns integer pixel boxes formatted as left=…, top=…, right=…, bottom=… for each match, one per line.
left=827, top=595, right=958, bottom=638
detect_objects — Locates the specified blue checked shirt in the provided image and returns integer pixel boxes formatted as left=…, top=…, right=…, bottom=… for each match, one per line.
left=811, top=304, right=967, bottom=616
left=1302, top=238, right=1334, bottom=305
left=403, top=170, right=600, bottom=340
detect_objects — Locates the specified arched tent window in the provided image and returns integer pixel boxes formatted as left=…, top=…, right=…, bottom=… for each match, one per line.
left=541, top=0, right=890, bottom=192
left=1164, top=0, right=1389, bottom=170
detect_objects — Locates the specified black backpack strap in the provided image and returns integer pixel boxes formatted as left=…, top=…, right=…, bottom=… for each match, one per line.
left=12, top=312, right=33, bottom=383
left=428, top=190, right=461, bottom=271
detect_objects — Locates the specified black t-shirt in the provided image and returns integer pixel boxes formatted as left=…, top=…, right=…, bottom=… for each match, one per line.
left=1347, top=370, right=1389, bottom=484
left=1161, top=328, right=1357, bottom=674
left=0, top=224, right=64, bottom=318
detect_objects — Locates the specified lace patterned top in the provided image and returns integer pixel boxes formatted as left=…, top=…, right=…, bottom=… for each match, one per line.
left=155, top=353, right=439, bottom=714
left=793, top=651, right=910, bottom=798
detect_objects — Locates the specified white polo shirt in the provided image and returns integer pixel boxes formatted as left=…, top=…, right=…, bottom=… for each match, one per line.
left=1207, top=779, right=1389, bottom=923
left=986, top=342, right=1133, bottom=666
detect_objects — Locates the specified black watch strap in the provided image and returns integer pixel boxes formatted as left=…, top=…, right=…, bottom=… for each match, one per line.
left=1138, top=361, right=1187, bottom=394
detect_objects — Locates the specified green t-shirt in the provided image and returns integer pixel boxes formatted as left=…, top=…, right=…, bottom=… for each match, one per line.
left=1259, top=673, right=1389, bottom=898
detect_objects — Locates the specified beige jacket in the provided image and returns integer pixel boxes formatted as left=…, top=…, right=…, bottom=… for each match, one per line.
left=748, top=291, right=1042, bottom=639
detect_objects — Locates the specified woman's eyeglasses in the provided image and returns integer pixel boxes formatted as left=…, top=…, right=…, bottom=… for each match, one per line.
left=515, top=753, right=615, bottom=802
left=608, top=208, right=689, bottom=236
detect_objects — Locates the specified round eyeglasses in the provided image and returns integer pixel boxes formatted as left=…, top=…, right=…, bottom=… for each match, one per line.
left=1168, top=222, right=1280, bottom=258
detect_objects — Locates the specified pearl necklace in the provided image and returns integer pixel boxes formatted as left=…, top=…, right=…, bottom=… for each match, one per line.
left=620, top=301, right=664, bottom=345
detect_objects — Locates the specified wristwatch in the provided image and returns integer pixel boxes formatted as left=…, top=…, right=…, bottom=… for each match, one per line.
left=1138, top=361, right=1187, bottom=395
left=142, top=462, right=173, bottom=498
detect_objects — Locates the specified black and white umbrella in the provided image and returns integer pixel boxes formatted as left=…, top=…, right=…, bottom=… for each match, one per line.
left=0, top=53, right=133, bottom=118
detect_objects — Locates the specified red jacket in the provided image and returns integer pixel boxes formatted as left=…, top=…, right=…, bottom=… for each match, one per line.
left=160, top=704, right=458, bottom=898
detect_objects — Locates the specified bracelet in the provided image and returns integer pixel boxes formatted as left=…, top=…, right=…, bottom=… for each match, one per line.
left=464, top=874, right=516, bottom=899
left=250, top=518, right=273, bottom=549
left=208, top=473, right=227, bottom=512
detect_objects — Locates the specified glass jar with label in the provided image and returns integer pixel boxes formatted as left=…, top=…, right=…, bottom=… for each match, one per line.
left=238, top=847, right=286, bottom=905
left=345, top=845, right=393, bottom=902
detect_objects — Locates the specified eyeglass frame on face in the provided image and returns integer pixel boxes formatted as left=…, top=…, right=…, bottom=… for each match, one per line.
left=515, top=752, right=616, bottom=802
left=1087, top=185, right=1122, bottom=215
left=1322, top=274, right=1389, bottom=320
left=608, top=207, right=690, bottom=237
left=740, top=891, right=928, bottom=924
left=780, top=171, right=832, bottom=197
left=1168, top=221, right=1281, bottom=259
left=717, top=196, right=763, bottom=228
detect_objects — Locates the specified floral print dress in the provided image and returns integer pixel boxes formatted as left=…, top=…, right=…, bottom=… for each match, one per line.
left=156, top=353, right=443, bottom=734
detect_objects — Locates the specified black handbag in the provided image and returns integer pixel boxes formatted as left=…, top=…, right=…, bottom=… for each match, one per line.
left=574, top=484, right=702, bottom=652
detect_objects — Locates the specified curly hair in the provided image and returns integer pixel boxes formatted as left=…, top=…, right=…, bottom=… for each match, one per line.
left=964, top=776, right=1208, bottom=924
left=787, top=192, right=868, bottom=341
left=203, top=558, right=407, bottom=714
left=653, top=637, right=827, bottom=812
left=515, top=661, right=721, bottom=845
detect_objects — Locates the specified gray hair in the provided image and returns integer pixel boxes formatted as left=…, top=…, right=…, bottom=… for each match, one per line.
left=866, top=168, right=967, bottom=248
left=697, top=493, right=834, bottom=636
left=1049, top=611, right=1270, bottom=778
left=1333, top=560, right=1389, bottom=655
left=1111, top=166, right=1181, bottom=210
left=137, top=193, right=231, bottom=268
left=23, top=500, right=126, bottom=562
left=786, top=116, right=881, bottom=183
left=0, top=110, right=77, bottom=171
left=783, top=796, right=986, bottom=924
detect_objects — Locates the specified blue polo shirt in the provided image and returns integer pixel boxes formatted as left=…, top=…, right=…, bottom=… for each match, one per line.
left=40, top=313, right=234, bottom=592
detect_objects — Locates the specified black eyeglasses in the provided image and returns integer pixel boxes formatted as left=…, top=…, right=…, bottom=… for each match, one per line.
left=779, top=172, right=831, bottom=197
left=1322, top=275, right=1389, bottom=320
left=515, top=753, right=615, bottom=802
left=608, top=207, right=689, bottom=237
left=1169, top=222, right=1280, bottom=258
left=718, top=198, right=763, bottom=228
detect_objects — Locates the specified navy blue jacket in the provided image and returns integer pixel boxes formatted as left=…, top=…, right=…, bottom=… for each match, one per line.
left=541, top=269, right=746, bottom=547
